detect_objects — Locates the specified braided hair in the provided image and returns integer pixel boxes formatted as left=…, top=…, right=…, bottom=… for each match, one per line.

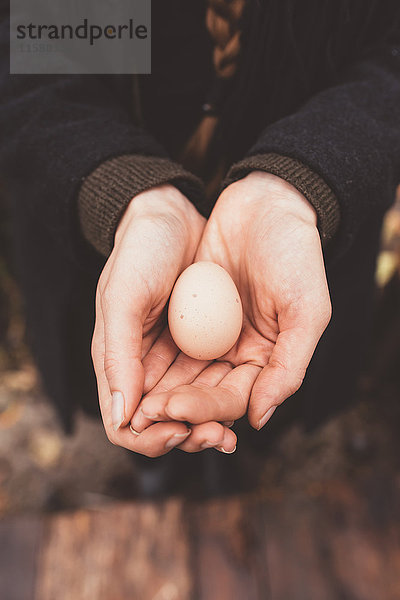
left=179, top=0, right=246, bottom=185
left=207, top=0, right=246, bottom=79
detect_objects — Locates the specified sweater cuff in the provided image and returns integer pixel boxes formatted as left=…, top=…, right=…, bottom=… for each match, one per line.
left=78, top=154, right=206, bottom=256
left=221, top=153, right=340, bottom=244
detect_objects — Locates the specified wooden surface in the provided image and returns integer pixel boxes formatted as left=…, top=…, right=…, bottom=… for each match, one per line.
left=1, top=477, right=400, bottom=600
left=0, top=516, right=42, bottom=600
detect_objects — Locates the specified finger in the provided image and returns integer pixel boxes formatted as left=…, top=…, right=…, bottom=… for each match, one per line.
left=92, top=326, right=192, bottom=456
left=92, top=311, right=145, bottom=450
left=123, top=421, right=192, bottom=456
left=194, top=360, right=233, bottom=385
left=92, top=308, right=111, bottom=432
left=97, top=350, right=191, bottom=456
left=99, top=287, right=145, bottom=431
left=135, top=360, right=234, bottom=430
left=142, top=327, right=180, bottom=394
left=158, top=363, right=260, bottom=424
left=248, top=325, right=321, bottom=430
left=177, top=422, right=237, bottom=453
left=192, top=362, right=235, bottom=429
left=152, top=352, right=211, bottom=392
left=130, top=352, right=210, bottom=432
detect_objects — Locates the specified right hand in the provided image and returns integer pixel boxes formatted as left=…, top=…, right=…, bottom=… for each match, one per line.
left=91, top=184, right=236, bottom=457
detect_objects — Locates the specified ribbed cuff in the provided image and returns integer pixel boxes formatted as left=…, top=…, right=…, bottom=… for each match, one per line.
left=221, top=153, right=340, bottom=244
left=78, top=154, right=206, bottom=256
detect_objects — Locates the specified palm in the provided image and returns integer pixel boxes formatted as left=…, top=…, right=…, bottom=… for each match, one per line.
left=122, top=212, right=203, bottom=394
left=132, top=213, right=286, bottom=429
left=199, top=238, right=278, bottom=371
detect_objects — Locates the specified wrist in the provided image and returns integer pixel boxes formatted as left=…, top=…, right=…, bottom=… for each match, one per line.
left=249, top=171, right=317, bottom=223
left=114, top=185, right=205, bottom=267
left=221, top=171, right=317, bottom=228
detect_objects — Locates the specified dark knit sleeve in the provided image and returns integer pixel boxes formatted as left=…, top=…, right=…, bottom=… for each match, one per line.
left=222, top=153, right=340, bottom=245
left=0, top=3, right=205, bottom=262
left=78, top=155, right=205, bottom=256
left=223, top=42, right=400, bottom=259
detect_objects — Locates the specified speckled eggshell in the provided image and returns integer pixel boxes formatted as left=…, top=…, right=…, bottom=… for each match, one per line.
left=168, top=261, right=243, bottom=360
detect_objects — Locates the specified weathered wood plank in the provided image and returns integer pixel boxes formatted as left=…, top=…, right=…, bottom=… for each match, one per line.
left=189, top=497, right=270, bottom=600
left=0, top=515, right=43, bottom=600
left=260, top=479, right=400, bottom=600
left=35, top=500, right=193, bottom=600
left=29, top=476, right=400, bottom=600
left=312, top=479, right=400, bottom=600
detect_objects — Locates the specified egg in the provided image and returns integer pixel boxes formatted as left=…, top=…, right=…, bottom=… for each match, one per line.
left=168, top=261, right=243, bottom=360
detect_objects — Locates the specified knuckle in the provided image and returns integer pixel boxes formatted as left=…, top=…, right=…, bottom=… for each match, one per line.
left=268, top=356, right=288, bottom=374
left=268, top=358, right=304, bottom=400
left=286, top=375, right=304, bottom=398
left=256, top=346, right=272, bottom=368
left=208, top=421, right=225, bottom=440
left=103, top=352, right=120, bottom=381
left=218, top=384, right=247, bottom=418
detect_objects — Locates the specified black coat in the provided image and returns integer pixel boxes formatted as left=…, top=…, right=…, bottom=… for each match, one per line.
left=0, top=0, right=399, bottom=433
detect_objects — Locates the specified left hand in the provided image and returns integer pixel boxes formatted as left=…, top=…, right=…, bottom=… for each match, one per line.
left=131, top=171, right=332, bottom=444
left=91, top=184, right=235, bottom=456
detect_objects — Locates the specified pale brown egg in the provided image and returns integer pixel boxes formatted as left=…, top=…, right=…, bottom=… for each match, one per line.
left=168, top=261, right=243, bottom=360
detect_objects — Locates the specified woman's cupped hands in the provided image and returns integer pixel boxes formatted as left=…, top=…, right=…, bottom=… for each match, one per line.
left=92, top=172, right=331, bottom=457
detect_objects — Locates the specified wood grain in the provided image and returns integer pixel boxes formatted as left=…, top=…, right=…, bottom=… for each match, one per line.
left=0, top=476, right=397, bottom=600
left=35, top=500, right=193, bottom=600
left=189, top=497, right=270, bottom=600
left=0, top=516, right=43, bottom=600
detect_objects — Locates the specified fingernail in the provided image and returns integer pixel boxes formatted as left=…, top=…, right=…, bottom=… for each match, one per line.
left=111, top=391, right=125, bottom=431
left=129, top=425, right=140, bottom=436
left=257, top=406, right=276, bottom=430
left=165, top=430, right=191, bottom=450
left=140, top=407, right=160, bottom=420
left=217, top=445, right=237, bottom=454
left=224, top=421, right=235, bottom=428
left=200, top=441, right=216, bottom=449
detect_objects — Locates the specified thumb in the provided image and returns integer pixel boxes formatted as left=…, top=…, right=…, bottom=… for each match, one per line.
left=99, top=290, right=145, bottom=431
left=248, top=326, right=319, bottom=431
